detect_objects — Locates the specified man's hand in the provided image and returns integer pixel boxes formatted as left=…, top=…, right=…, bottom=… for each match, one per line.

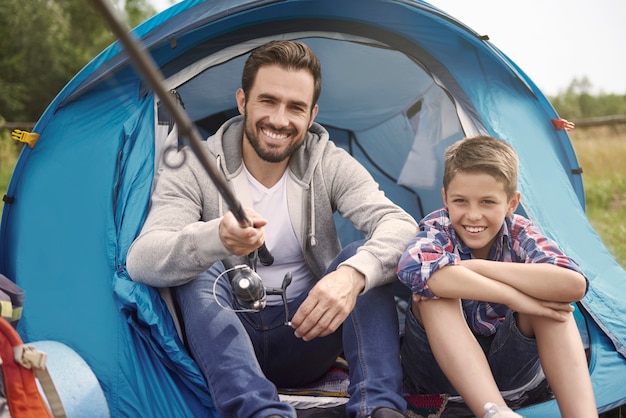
left=219, top=209, right=267, bottom=256
left=290, top=266, right=365, bottom=341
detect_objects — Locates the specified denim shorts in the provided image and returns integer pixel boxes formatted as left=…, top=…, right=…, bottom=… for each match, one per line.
left=401, top=307, right=545, bottom=401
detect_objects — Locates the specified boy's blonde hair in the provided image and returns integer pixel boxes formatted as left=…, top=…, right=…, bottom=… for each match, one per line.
left=443, top=135, right=519, bottom=199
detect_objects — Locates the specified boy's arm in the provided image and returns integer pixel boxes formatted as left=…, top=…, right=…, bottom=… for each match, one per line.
left=459, top=215, right=589, bottom=303
left=397, top=214, right=573, bottom=321
left=426, top=265, right=573, bottom=321
left=460, top=259, right=587, bottom=303
left=396, top=219, right=459, bottom=297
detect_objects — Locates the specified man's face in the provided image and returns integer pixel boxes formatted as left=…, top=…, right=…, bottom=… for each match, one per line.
left=236, top=65, right=319, bottom=163
left=443, top=171, right=519, bottom=259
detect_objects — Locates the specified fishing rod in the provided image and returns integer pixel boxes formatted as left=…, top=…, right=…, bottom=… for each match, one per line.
left=89, top=0, right=274, bottom=268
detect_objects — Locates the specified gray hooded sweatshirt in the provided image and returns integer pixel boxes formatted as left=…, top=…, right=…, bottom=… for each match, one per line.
left=126, top=116, right=418, bottom=293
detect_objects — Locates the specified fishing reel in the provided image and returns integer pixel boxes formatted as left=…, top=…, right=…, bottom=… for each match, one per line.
left=215, top=261, right=293, bottom=326
left=229, top=265, right=268, bottom=311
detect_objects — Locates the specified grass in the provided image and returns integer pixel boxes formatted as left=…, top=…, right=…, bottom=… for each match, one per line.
left=569, top=124, right=626, bottom=268
left=1, top=125, right=625, bottom=270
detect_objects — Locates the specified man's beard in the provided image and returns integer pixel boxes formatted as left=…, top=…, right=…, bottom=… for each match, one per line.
left=244, top=115, right=305, bottom=163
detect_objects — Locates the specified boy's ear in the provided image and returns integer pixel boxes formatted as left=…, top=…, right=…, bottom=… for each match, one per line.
left=441, top=187, right=447, bottom=206
left=506, top=191, right=521, bottom=216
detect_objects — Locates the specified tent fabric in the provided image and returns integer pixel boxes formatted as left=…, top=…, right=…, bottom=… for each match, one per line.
left=1, top=0, right=625, bottom=416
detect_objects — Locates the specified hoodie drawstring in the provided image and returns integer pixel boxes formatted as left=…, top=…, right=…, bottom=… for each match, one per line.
left=308, top=186, right=317, bottom=247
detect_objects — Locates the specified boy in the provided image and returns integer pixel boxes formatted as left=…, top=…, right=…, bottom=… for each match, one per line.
left=397, top=136, right=597, bottom=417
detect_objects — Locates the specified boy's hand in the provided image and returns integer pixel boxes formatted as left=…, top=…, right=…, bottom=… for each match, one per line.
left=507, top=290, right=573, bottom=322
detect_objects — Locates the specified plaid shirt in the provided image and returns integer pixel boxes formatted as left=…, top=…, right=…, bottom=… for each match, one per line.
left=397, top=208, right=587, bottom=336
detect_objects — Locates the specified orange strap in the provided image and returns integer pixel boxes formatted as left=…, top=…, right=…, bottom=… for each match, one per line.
left=551, top=118, right=575, bottom=131
left=0, top=318, right=53, bottom=418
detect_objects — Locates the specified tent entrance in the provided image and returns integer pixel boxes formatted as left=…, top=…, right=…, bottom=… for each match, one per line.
left=157, top=33, right=478, bottom=222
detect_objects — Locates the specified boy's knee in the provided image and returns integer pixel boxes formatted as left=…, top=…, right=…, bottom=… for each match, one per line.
left=412, top=297, right=462, bottom=326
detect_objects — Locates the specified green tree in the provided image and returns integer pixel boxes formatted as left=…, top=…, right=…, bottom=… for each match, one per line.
left=0, top=0, right=71, bottom=121
left=126, top=0, right=160, bottom=28
left=0, top=0, right=156, bottom=124
left=550, top=77, right=626, bottom=120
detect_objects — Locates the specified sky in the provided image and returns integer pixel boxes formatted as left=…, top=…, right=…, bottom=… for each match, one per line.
left=149, top=0, right=626, bottom=96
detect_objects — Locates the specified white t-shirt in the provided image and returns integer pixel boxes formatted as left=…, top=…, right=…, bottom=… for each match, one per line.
left=243, top=166, right=315, bottom=305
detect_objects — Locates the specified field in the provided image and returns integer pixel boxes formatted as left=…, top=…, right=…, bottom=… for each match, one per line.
left=569, top=124, right=626, bottom=268
left=1, top=125, right=625, bottom=269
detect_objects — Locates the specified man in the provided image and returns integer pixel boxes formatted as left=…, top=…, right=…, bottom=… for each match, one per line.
left=127, top=40, right=418, bottom=418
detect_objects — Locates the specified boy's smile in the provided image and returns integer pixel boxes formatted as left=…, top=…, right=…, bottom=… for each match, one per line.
left=443, top=171, right=519, bottom=259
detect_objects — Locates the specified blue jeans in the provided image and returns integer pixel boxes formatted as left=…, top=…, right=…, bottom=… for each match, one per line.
left=174, top=241, right=405, bottom=418
left=401, top=307, right=543, bottom=398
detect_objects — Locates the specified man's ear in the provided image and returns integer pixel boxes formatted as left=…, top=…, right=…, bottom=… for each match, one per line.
left=236, top=88, right=246, bottom=115
left=507, top=191, right=521, bottom=216
left=308, top=103, right=319, bottom=128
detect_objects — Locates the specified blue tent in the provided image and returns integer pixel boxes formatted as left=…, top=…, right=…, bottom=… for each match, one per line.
left=1, top=0, right=625, bottom=416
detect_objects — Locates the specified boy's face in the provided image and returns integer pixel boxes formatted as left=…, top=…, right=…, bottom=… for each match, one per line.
left=443, top=171, right=520, bottom=259
left=236, top=64, right=319, bottom=163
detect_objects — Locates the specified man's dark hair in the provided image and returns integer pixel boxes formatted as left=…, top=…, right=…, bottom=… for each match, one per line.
left=241, top=40, right=322, bottom=107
